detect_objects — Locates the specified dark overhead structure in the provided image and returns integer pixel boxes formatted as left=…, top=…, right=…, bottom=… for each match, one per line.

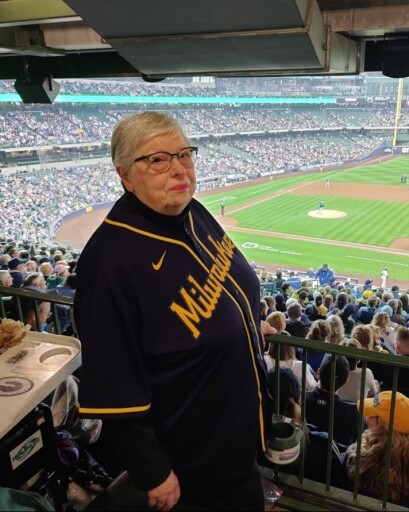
left=0, top=0, right=408, bottom=102
left=14, top=75, right=61, bottom=103
left=63, top=0, right=359, bottom=78
left=382, top=45, right=409, bottom=78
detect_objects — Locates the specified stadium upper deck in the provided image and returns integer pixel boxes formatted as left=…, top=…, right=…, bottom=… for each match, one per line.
left=0, top=73, right=405, bottom=99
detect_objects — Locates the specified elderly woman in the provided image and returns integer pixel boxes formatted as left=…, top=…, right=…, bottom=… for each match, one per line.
left=74, top=112, right=268, bottom=511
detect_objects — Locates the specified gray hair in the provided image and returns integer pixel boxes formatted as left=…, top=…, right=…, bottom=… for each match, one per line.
left=111, top=111, right=191, bottom=174
left=0, top=270, right=11, bottom=283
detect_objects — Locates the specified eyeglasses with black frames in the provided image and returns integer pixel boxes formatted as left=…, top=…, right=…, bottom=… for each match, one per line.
left=133, top=146, right=198, bottom=173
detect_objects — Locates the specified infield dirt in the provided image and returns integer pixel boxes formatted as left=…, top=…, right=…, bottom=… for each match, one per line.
left=55, top=178, right=409, bottom=288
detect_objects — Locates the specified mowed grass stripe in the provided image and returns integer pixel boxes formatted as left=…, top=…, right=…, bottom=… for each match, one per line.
left=329, top=157, right=409, bottom=185
left=230, top=195, right=407, bottom=246
left=200, top=174, right=323, bottom=212
left=200, top=156, right=409, bottom=216
left=226, top=230, right=409, bottom=282
left=196, top=157, right=409, bottom=278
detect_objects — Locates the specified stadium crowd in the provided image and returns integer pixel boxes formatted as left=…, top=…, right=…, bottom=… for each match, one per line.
left=0, top=78, right=408, bottom=507
left=56, top=76, right=369, bottom=98
left=0, top=75, right=379, bottom=98
left=1, top=244, right=409, bottom=506
left=0, top=103, right=403, bottom=149
left=257, top=265, right=409, bottom=505
left=0, top=162, right=119, bottom=243
left=0, top=124, right=386, bottom=244
left=0, top=97, right=395, bottom=246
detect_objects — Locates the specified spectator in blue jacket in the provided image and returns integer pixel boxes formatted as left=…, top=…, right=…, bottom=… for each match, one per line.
left=315, top=263, right=334, bottom=286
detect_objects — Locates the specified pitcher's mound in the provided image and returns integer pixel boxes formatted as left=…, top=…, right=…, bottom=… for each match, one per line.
left=308, top=209, right=347, bottom=219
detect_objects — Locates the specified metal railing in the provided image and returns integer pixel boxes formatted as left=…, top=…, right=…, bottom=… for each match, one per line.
left=0, top=285, right=73, bottom=335
left=1, top=285, right=408, bottom=510
left=262, top=333, right=409, bottom=511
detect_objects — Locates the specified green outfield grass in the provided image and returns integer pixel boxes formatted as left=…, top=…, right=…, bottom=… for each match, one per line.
left=197, top=156, right=409, bottom=281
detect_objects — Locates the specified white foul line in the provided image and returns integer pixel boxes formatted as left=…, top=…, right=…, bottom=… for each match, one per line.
left=346, top=256, right=408, bottom=267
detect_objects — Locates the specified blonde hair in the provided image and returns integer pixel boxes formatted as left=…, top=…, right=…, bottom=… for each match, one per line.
left=306, top=319, right=330, bottom=342
left=111, top=111, right=190, bottom=173
left=260, top=271, right=268, bottom=281
left=372, top=311, right=390, bottom=330
left=327, top=315, right=345, bottom=344
left=266, top=311, right=286, bottom=332
left=346, top=421, right=409, bottom=505
left=38, top=262, right=53, bottom=276
left=351, top=324, right=375, bottom=351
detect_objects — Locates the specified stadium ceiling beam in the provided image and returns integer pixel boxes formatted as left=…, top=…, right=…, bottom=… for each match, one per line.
left=323, top=5, right=409, bottom=38
left=0, top=0, right=78, bottom=27
left=1, top=0, right=409, bottom=81
left=0, top=52, right=141, bottom=80
left=0, top=0, right=110, bottom=55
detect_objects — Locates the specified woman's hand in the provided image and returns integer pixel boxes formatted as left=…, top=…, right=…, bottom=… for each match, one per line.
left=147, top=470, right=181, bottom=511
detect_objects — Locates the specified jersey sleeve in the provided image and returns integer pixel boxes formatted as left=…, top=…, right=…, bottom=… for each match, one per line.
left=74, top=272, right=151, bottom=419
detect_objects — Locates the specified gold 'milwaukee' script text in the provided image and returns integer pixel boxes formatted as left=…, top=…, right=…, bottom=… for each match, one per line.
left=170, top=234, right=235, bottom=339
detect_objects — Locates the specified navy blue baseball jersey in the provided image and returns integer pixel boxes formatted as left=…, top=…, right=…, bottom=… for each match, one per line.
left=74, top=191, right=268, bottom=479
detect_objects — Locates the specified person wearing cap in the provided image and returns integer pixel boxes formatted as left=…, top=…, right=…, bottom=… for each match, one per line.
left=274, top=293, right=287, bottom=313
left=363, top=278, right=373, bottom=291
left=281, top=282, right=293, bottom=301
left=355, top=295, right=379, bottom=324
left=305, top=354, right=359, bottom=447
left=391, top=285, right=400, bottom=300
left=344, top=391, right=409, bottom=506
left=335, top=303, right=356, bottom=336
left=8, top=257, right=26, bottom=288
left=315, top=263, right=334, bottom=287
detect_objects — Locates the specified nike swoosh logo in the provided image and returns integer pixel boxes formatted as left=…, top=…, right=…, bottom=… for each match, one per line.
left=152, top=251, right=166, bottom=271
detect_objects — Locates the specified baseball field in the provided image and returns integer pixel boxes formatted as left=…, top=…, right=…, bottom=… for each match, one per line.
left=55, top=155, right=409, bottom=288
left=198, top=156, right=409, bottom=287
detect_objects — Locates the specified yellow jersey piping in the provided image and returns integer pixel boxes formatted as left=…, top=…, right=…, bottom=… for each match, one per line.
left=187, top=212, right=266, bottom=451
